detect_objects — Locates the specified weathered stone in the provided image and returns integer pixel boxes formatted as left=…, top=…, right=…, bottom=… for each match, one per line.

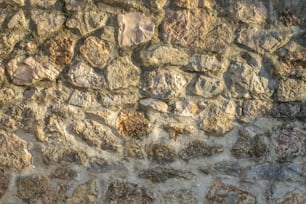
left=162, top=9, right=216, bottom=48
left=201, top=99, right=236, bottom=136
left=104, top=179, right=155, bottom=203
left=270, top=102, right=306, bottom=120
left=47, top=34, right=76, bottom=65
left=186, top=54, right=223, bottom=74
left=241, top=162, right=302, bottom=182
left=0, top=130, right=32, bottom=171
left=140, top=45, right=189, bottom=66
left=231, top=129, right=268, bottom=159
left=139, top=98, right=168, bottom=113
left=101, top=0, right=144, bottom=10
left=203, top=24, right=233, bottom=53
left=164, top=122, right=195, bottom=140
left=209, top=161, right=241, bottom=177
left=68, top=62, right=106, bottom=89
left=149, top=0, right=167, bottom=9
left=64, top=0, right=95, bottom=11
left=277, top=79, right=306, bottom=102
left=276, top=190, right=306, bottom=204
left=17, top=175, right=56, bottom=204
left=0, top=172, right=9, bottom=199
left=0, top=0, right=24, bottom=6
left=0, top=31, right=26, bottom=58
left=30, top=0, right=57, bottom=8
left=51, top=166, right=77, bottom=180
left=66, top=181, right=97, bottom=204
left=146, top=143, right=176, bottom=164
left=99, top=91, right=139, bottom=107
left=31, top=10, right=65, bottom=37
left=80, top=36, right=111, bottom=68
left=173, top=0, right=199, bottom=9
left=66, top=9, right=108, bottom=35
left=88, top=157, right=124, bottom=172
left=0, top=62, right=5, bottom=86
left=163, top=189, right=198, bottom=204
left=116, top=112, right=151, bottom=139
left=206, top=181, right=257, bottom=204
left=124, top=139, right=145, bottom=159
left=139, top=166, right=194, bottom=183
left=7, top=10, right=28, bottom=30
left=117, top=12, right=154, bottom=47
left=7, top=55, right=61, bottom=86
left=73, top=120, right=121, bottom=152
left=242, top=100, right=273, bottom=119
left=105, top=57, right=140, bottom=90
left=237, top=28, right=293, bottom=54
left=274, top=128, right=306, bottom=162
left=179, top=140, right=223, bottom=161
left=142, top=68, right=187, bottom=100
left=69, top=89, right=97, bottom=107
left=278, top=9, right=303, bottom=27
left=0, top=9, right=9, bottom=28
left=172, top=99, right=199, bottom=117
left=85, top=108, right=118, bottom=127
left=193, top=75, right=224, bottom=98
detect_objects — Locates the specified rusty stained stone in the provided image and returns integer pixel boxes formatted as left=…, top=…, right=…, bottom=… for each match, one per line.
left=117, top=12, right=154, bottom=47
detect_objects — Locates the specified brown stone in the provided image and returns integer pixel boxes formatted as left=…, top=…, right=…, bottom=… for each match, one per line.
left=0, top=130, right=32, bottom=171
left=146, top=143, right=176, bottom=164
left=66, top=181, right=97, bottom=204
left=206, top=181, right=257, bottom=204
left=51, top=166, right=77, bottom=180
left=117, top=12, right=154, bottom=47
left=0, top=172, right=9, bottom=199
left=139, top=98, right=168, bottom=113
left=124, top=139, right=145, bottom=159
left=117, top=112, right=151, bottom=139
left=164, top=122, right=195, bottom=140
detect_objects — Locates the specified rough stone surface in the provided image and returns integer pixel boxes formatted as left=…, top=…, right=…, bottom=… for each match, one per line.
left=193, top=75, right=224, bottom=98
left=186, top=54, right=223, bottom=74
left=162, top=189, right=198, bottom=204
left=277, top=79, right=306, bottom=102
left=66, top=181, right=97, bottom=204
left=0, top=172, right=9, bottom=199
left=146, top=143, right=176, bottom=164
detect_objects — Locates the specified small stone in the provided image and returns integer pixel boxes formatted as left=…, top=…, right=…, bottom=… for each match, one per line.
left=179, top=140, right=223, bottom=161
left=30, top=0, right=57, bottom=8
left=7, top=10, right=28, bottom=30
left=7, top=55, right=61, bottom=86
left=186, top=54, right=223, bottom=74
left=0, top=172, right=9, bottom=199
left=276, top=190, right=306, bottom=204
left=64, top=0, right=95, bottom=11
left=66, top=181, right=97, bottom=204
left=162, top=9, right=216, bottom=48
left=88, top=157, right=125, bottom=172
left=172, top=99, right=199, bottom=117
left=117, top=12, right=154, bottom=47
left=142, top=68, right=187, bottom=100
left=66, top=9, right=108, bottom=35
left=31, top=10, right=65, bottom=37
left=0, top=130, right=32, bottom=171
left=237, top=28, right=293, bottom=54
left=0, top=31, right=26, bottom=58
left=140, top=44, right=189, bottom=66
left=68, top=62, right=106, bottom=89
left=211, top=161, right=241, bottom=177
left=80, top=36, right=111, bottom=68
left=146, top=143, right=176, bottom=164
left=124, top=139, right=145, bottom=159
left=274, top=127, right=306, bottom=162
left=201, top=99, right=236, bottom=136
left=101, top=0, right=144, bottom=10
left=47, top=34, right=76, bottom=65
left=116, top=112, right=151, bottom=139
left=69, top=89, right=97, bottom=107
left=164, top=122, right=195, bottom=140
left=206, top=181, right=257, bottom=204
left=139, top=98, right=168, bottom=113
left=73, top=120, right=121, bottom=152
left=17, top=175, right=56, bottom=204
left=85, top=108, right=118, bottom=127
left=105, top=57, right=140, bottom=90
left=51, top=166, right=77, bottom=180
left=104, top=179, right=155, bottom=203
left=99, top=91, right=139, bottom=107
left=231, top=129, right=268, bottom=159
left=193, top=75, right=224, bottom=98
left=277, top=79, right=306, bottom=102
left=163, top=189, right=198, bottom=204
left=139, top=166, right=194, bottom=183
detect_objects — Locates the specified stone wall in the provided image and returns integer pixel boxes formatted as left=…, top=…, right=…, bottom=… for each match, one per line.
left=0, top=0, right=305, bottom=203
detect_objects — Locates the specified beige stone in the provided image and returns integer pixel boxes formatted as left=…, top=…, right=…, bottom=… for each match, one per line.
left=193, top=75, right=224, bottom=98
left=139, top=98, right=168, bottom=113
left=66, top=181, right=97, bottom=204
left=277, top=79, right=306, bottom=102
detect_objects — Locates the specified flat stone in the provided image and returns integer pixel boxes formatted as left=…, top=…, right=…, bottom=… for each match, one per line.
left=139, top=98, right=168, bottom=113
left=274, top=127, right=306, bottom=162
left=179, top=139, right=223, bottom=161
left=31, top=10, right=65, bottom=37
left=277, top=79, right=306, bottom=102
left=163, top=189, right=198, bottom=204
left=66, top=9, right=108, bottom=35
left=140, top=44, right=189, bottom=66
left=201, top=99, right=236, bottom=136
left=237, top=28, right=293, bottom=54
left=80, top=36, right=111, bottom=68
left=17, top=175, right=56, bottom=204
left=7, top=55, right=61, bottom=86
left=104, top=179, right=155, bottom=203
left=66, top=181, right=97, bottom=204
left=50, top=166, right=77, bottom=180
left=139, top=166, right=194, bottom=183
left=117, top=12, right=154, bottom=47
left=105, top=57, right=140, bottom=90
left=206, top=181, right=257, bottom=204
left=142, top=68, right=187, bottom=100
left=186, top=54, right=223, bottom=74
left=162, top=9, right=216, bottom=48
left=116, top=112, right=151, bottom=139
left=73, top=120, right=121, bottom=152
left=68, top=62, right=106, bottom=89
left=146, top=143, right=176, bottom=164
left=0, top=130, right=32, bottom=171
left=210, top=161, right=241, bottom=177
left=193, top=75, right=224, bottom=98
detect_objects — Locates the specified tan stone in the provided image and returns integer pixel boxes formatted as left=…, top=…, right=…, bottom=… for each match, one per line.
left=30, top=0, right=57, bottom=8
left=7, top=10, right=28, bottom=30
left=0, top=172, right=9, bottom=199
left=165, top=122, right=195, bottom=140
left=193, top=75, right=224, bottom=98
left=66, top=181, right=97, bottom=204
left=187, top=54, right=223, bottom=74
left=139, top=98, right=168, bottom=113
left=146, top=143, right=176, bottom=164
left=277, top=78, right=306, bottom=102
left=118, top=12, right=154, bottom=47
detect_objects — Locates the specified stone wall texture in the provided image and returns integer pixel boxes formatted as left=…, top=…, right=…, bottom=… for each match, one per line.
left=0, top=0, right=305, bottom=203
